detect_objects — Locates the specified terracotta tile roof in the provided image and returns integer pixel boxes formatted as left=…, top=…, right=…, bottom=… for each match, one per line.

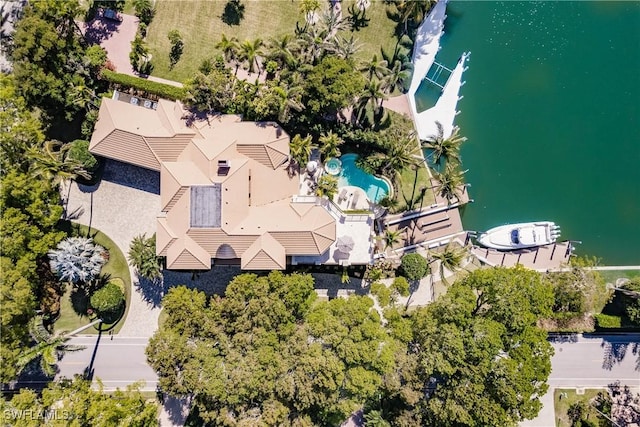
left=90, top=96, right=339, bottom=270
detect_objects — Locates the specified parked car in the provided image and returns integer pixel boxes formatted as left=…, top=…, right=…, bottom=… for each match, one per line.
left=103, top=8, right=123, bottom=22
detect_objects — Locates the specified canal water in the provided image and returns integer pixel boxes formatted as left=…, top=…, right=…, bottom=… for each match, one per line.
left=415, top=1, right=640, bottom=265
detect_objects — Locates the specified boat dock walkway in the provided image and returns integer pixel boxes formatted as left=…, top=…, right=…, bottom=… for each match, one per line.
left=470, top=241, right=575, bottom=272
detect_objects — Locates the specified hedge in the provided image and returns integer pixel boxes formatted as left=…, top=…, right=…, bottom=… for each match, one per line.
left=595, top=313, right=622, bottom=329
left=101, top=70, right=187, bottom=101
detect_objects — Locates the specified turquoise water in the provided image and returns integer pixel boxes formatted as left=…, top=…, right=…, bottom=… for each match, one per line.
left=415, top=1, right=640, bottom=264
left=338, top=153, right=390, bottom=203
left=325, top=157, right=342, bottom=175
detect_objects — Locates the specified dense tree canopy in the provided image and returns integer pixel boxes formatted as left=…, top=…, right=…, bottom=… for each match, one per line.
left=379, top=266, right=555, bottom=427
left=0, top=377, right=158, bottom=426
left=11, top=0, right=106, bottom=127
left=147, top=272, right=398, bottom=426
left=303, top=56, right=365, bottom=118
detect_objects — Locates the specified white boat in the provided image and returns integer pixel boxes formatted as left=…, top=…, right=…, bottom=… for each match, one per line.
left=477, top=221, right=561, bottom=250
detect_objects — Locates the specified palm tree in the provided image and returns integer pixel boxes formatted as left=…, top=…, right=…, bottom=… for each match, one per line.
left=28, top=140, right=91, bottom=185
left=318, top=131, right=344, bottom=159
left=128, top=233, right=162, bottom=281
left=429, top=243, right=468, bottom=285
left=326, top=35, right=361, bottom=61
left=383, top=59, right=412, bottom=94
left=316, top=174, right=338, bottom=199
left=215, top=33, right=240, bottom=69
left=276, top=80, right=305, bottom=123
left=395, top=0, right=435, bottom=34
left=433, top=162, right=466, bottom=205
left=381, top=229, right=403, bottom=250
left=359, top=54, right=388, bottom=80
left=48, top=237, right=106, bottom=285
left=16, top=317, right=85, bottom=377
left=372, top=133, right=420, bottom=184
left=357, top=79, right=388, bottom=118
left=421, top=121, right=467, bottom=167
left=289, top=134, right=313, bottom=168
left=266, top=34, right=298, bottom=69
left=239, top=38, right=263, bottom=74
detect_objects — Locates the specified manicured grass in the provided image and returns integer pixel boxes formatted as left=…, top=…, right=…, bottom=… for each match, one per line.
left=54, top=223, right=131, bottom=335
left=395, top=164, right=435, bottom=212
left=145, top=1, right=401, bottom=82
left=554, top=388, right=604, bottom=427
left=598, top=269, right=640, bottom=283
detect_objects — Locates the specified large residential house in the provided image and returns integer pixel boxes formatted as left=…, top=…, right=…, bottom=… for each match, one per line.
left=89, top=95, right=338, bottom=270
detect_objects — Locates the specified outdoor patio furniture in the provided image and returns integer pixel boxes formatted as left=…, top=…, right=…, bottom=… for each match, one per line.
left=338, top=188, right=347, bottom=203
left=350, top=192, right=360, bottom=209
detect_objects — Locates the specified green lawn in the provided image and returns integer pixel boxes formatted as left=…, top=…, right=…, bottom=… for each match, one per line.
left=54, top=223, right=131, bottom=335
left=145, top=0, right=401, bottom=82
left=598, top=269, right=640, bottom=283
left=394, top=164, right=435, bottom=212
left=554, top=388, right=606, bottom=427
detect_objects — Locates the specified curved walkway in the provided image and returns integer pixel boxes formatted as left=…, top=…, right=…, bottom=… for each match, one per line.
left=61, top=160, right=162, bottom=337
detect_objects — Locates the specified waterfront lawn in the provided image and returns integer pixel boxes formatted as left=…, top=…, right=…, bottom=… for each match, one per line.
left=598, top=269, right=640, bottom=283
left=554, top=388, right=606, bottom=427
left=145, top=1, right=400, bottom=82
left=395, top=164, right=435, bottom=212
left=54, top=222, right=131, bottom=335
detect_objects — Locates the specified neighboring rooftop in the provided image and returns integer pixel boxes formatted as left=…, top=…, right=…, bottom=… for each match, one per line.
left=90, top=94, right=337, bottom=270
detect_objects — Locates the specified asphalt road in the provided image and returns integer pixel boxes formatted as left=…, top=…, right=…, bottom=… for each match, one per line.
left=549, top=334, right=640, bottom=388
left=56, top=335, right=158, bottom=392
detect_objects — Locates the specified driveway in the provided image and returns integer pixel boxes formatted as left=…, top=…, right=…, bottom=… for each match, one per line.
left=521, top=333, right=640, bottom=426
left=83, top=11, right=138, bottom=74
left=61, top=159, right=161, bottom=337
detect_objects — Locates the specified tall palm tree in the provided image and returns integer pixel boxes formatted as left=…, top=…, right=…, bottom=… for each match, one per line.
left=421, top=121, right=467, bottom=167
left=318, top=131, right=344, bottom=159
left=16, top=317, right=85, bottom=377
left=359, top=54, right=389, bottom=80
left=215, top=33, right=240, bottom=68
left=276, top=81, right=305, bottom=123
left=429, top=243, right=468, bottom=285
left=239, top=38, right=264, bottom=74
left=266, top=34, right=298, bottom=69
left=289, top=134, right=313, bottom=168
left=383, top=59, right=412, bottom=95
left=395, top=0, right=435, bottom=34
left=358, top=79, right=388, bottom=117
left=433, top=162, right=466, bottom=205
left=28, top=140, right=91, bottom=185
left=326, top=35, right=361, bottom=61
left=371, top=134, right=421, bottom=185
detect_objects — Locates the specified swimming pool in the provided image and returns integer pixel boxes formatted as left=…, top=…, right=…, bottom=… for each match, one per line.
left=337, top=153, right=391, bottom=203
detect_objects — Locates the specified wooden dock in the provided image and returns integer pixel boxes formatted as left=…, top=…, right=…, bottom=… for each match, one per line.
left=470, top=241, right=575, bottom=272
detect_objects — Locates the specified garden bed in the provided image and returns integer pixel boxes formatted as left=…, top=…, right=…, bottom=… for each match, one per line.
left=54, top=222, right=131, bottom=335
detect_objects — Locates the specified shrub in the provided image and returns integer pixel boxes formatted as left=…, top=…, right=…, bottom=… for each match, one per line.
left=370, top=282, right=392, bottom=307
left=101, top=70, right=186, bottom=100
left=400, top=253, right=429, bottom=281
left=168, top=29, right=184, bottom=68
left=90, top=282, right=124, bottom=314
left=595, top=313, right=622, bottom=329
left=391, top=276, right=410, bottom=297
left=622, top=278, right=640, bottom=325
left=66, top=140, right=98, bottom=174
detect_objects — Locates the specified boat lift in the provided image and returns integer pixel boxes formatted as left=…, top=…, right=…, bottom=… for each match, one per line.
left=423, top=61, right=453, bottom=91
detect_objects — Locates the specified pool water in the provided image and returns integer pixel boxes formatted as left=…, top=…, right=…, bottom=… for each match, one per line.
left=337, top=154, right=390, bottom=203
